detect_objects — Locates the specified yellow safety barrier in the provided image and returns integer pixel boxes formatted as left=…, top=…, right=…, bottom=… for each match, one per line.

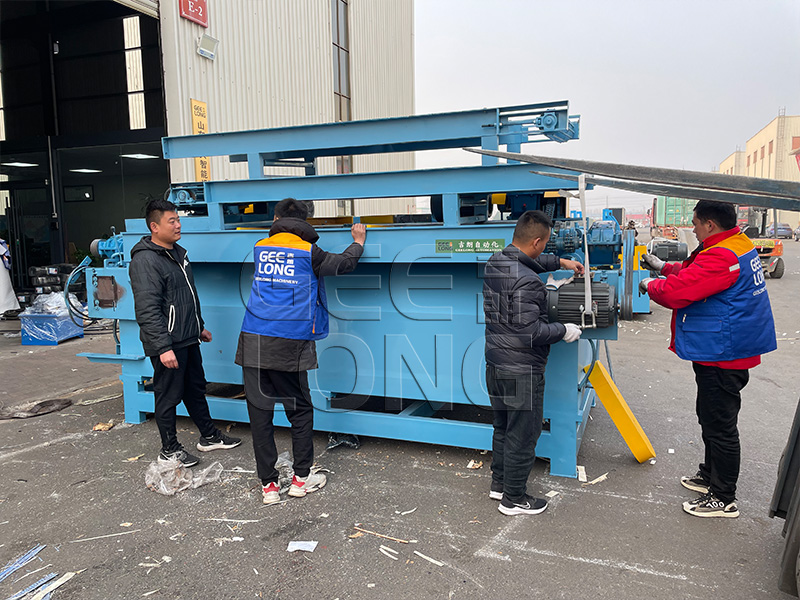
left=584, top=362, right=656, bottom=463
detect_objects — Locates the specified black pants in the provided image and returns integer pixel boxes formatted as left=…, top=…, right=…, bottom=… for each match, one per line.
left=242, top=366, right=314, bottom=485
left=150, top=344, right=217, bottom=452
left=487, top=365, right=545, bottom=503
left=693, top=362, right=750, bottom=504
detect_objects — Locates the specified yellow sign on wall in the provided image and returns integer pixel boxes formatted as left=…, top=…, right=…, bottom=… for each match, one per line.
left=190, top=98, right=210, bottom=182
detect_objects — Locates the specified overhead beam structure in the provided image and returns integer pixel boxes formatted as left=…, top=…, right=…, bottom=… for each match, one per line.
left=467, top=148, right=800, bottom=212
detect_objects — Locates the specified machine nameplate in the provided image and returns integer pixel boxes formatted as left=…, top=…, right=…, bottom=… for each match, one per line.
left=435, top=239, right=505, bottom=253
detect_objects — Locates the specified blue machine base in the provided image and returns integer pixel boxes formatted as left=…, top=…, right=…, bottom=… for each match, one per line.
left=121, top=388, right=597, bottom=479
left=107, top=336, right=605, bottom=479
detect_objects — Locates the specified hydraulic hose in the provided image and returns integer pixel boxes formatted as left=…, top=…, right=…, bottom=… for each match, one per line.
left=578, top=339, right=599, bottom=392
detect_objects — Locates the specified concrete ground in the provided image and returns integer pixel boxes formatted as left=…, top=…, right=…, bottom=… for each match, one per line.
left=1, top=236, right=800, bottom=600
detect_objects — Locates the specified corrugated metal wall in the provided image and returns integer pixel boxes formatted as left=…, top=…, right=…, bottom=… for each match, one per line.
left=348, top=0, right=415, bottom=216
left=159, top=0, right=415, bottom=217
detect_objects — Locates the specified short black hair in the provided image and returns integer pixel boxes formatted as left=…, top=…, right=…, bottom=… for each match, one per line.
left=513, top=210, right=553, bottom=243
left=694, top=200, right=737, bottom=230
left=145, top=198, right=178, bottom=232
left=274, top=197, right=309, bottom=220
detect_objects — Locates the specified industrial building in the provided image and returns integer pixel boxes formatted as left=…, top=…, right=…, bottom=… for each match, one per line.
left=718, top=110, right=800, bottom=227
left=0, top=0, right=414, bottom=291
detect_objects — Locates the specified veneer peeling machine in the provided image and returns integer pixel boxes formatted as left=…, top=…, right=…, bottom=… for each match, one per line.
left=82, top=102, right=641, bottom=478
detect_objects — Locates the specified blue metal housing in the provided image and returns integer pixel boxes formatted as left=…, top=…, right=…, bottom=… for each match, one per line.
left=81, top=102, right=631, bottom=478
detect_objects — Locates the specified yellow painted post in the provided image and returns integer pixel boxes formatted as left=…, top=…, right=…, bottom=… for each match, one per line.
left=633, top=244, right=647, bottom=270
left=585, top=362, right=656, bottom=463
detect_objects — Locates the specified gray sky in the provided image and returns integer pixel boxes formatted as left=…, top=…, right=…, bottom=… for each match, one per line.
left=414, top=0, right=800, bottom=214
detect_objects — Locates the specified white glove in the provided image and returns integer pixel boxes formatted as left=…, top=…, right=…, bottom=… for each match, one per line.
left=562, top=323, right=582, bottom=343
left=639, top=277, right=655, bottom=295
left=640, top=253, right=665, bottom=273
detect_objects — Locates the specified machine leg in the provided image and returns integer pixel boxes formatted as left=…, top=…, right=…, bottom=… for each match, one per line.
left=121, top=372, right=150, bottom=424
left=541, top=342, right=583, bottom=478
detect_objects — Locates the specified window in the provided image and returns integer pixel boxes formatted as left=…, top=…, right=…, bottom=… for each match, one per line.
left=792, top=137, right=800, bottom=151
left=331, top=0, right=351, bottom=122
left=769, top=140, right=774, bottom=154
left=124, top=16, right=146, bottom=130
left=331, top=0, right=353, bottom=215
left=753, top=151, right=758, bottom=163
left=747, top=156, right=750, bottom=167
left=760, top=146, right=765, bottom=159
left=336, top=156, right=352, bottom=174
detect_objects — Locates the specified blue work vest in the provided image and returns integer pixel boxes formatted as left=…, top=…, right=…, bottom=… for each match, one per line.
left=675, top=233, right=777, bottom=362
left=240, top=232, right=329, bottom=340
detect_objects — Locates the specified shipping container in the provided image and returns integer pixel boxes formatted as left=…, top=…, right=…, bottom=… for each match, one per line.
left=651, top=196, right=698, bottom=227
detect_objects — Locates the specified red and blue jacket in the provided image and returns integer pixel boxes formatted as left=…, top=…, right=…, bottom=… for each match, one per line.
left=647, top=228, right=777, bottom=369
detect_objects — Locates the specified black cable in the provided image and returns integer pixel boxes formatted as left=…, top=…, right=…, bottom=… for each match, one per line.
left=63, top=265, right=97, bottom=327
left=578, top=339, right=599, bottom=392
left=603, top=339, right=614, bottom=380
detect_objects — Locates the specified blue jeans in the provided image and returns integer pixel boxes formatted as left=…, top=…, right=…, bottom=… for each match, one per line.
left=487, top=365, right=545, bottom=503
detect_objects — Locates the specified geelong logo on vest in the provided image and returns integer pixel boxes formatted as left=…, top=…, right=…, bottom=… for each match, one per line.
left=241, top=234, right=329, bottom=341
left=256, top=249, right=298, bottom=283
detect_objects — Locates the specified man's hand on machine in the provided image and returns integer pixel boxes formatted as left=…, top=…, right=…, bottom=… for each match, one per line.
left=562, top=323, right=582, bottom=343
left=560, top=258, right=585, bottom=275
left=351, top=223, right=366, bottom=245
left=640, top=253, right=665, bottom=273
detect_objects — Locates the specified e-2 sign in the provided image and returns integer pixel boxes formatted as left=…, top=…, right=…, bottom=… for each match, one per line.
left=180, top=0, right=208, bottom=28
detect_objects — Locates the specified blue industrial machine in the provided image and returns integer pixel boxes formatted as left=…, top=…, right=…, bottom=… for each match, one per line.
left=81, top=102, right=643, bottom=478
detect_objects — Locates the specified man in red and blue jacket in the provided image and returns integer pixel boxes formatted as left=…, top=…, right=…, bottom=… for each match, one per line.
left=640, top=200, right=777, bottom=519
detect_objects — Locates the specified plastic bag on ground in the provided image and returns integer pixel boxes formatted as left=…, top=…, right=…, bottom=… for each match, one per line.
left=191, top=461, right=224, bottom=488
left=21, top=292, right=79, bottom=316
left=144, top=459, right=224, bottom=496
left=326, top=432, right=360, bottom=450
left=275, top=451, right=294, bottom=493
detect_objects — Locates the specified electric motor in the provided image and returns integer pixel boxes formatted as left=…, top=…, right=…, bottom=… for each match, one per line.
left=546, top=279, right=617, bottom=328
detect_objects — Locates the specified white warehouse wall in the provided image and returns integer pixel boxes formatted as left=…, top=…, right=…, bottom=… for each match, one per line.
left=158, top=0, right=415, bottom=216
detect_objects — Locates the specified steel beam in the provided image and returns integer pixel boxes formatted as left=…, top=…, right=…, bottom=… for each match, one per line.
left=162, top=101, right=577, bottom=160
left=531, top=170, right=800, bottom=212
left=203, top=164, right=578, bottom=205
left=469, top=148, right=800, bottom=201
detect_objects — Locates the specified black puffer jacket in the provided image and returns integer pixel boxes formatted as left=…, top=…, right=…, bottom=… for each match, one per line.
left=129, top=237, right=204, bottom=357
left=234, top=217, right=364, bottom=372
left=483, top=245, right=566, bottom=374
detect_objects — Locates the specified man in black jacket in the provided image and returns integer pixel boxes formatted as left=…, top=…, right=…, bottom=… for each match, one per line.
left=235, top=198, right=365, bottom=505
left=130, top=198, right=241, bottom=467
left=483, top=210, right=583, bottom=516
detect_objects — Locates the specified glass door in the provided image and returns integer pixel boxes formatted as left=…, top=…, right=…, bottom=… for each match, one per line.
left=7, top=186, right=54, bottom=290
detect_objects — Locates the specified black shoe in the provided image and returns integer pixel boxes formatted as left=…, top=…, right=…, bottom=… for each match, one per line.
left=682, top=492, right=739, bottom=518
left=680, top=471, right=710, bottom=494
left=196, top=431, right=242, bottom=452
left=498, top=494, right=548, bottom=516
left=158, top=447, right=199, bottom=468
left=489, top=480, right=503, bottom=501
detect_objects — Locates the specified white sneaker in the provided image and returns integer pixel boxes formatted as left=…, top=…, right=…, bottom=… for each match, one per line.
left=262, top=482, right=280, bottom=505
left=288, top=472, right=327, bottom=497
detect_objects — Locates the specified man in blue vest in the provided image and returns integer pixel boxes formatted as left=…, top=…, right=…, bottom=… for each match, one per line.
left=235, top=198, right=366, bottom=504
left=640, top=200, right=777, bottom=518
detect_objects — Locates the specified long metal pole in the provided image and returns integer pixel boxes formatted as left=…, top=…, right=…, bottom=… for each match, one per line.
left=579, top=174, right=594, bottom=328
